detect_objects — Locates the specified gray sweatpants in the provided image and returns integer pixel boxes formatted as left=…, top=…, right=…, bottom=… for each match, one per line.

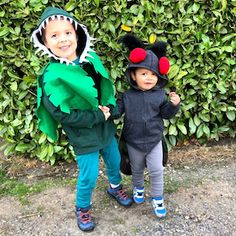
left=127, top=141, right=164, bottom=197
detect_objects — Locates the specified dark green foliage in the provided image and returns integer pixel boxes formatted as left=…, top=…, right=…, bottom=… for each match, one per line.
left=0, top=0, right=235, bottom=163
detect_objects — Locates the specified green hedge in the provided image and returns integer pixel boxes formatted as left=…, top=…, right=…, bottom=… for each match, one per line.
left=0, top=0, right=235, bottom=164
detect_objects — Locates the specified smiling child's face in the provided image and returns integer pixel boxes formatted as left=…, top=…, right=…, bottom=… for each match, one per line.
left=44, top=18, right=78, bottom=61
left=131, top=68, right=158, bottom=91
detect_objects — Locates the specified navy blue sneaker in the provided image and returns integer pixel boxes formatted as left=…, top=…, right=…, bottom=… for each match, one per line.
left=107, top=184, right=133, bottom=207
left=75, top=207, right=95, bottom=232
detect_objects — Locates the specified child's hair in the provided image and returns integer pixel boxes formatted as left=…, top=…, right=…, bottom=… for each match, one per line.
left=38, top=26, right=46, bottom=45
left=38, top=17, right=76, bottom=43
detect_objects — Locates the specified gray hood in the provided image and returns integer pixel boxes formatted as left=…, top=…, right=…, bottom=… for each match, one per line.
left=126, top=50, right=168, bottom=89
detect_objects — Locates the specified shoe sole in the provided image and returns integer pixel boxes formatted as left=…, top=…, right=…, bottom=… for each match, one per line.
left=153, top=211, right=167, bottom=219
left=133, top=198, right=144, bottom=204
left=78, top=224, right=95, bottom=232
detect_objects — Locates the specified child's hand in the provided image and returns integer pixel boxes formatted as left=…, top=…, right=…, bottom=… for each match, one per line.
left=103, top=112, right=111, bottom=120
left=98, top=105, right=110, bottom=113
left=169, top=92, right=180, bottom=106
left=98, top=105, right=111, bottom=120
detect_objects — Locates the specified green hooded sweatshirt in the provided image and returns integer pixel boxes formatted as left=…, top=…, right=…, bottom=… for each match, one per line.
left=31, top=7, right=117, bottom=154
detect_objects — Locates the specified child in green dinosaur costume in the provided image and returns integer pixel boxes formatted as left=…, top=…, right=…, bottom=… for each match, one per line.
left=31, top=6, right=132, bottom=232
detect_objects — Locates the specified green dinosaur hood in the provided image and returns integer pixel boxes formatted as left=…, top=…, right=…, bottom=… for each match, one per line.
left=31, top=6, right=94, bottom=64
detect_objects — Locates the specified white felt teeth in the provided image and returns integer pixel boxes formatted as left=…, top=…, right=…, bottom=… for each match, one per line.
left=88, top=48, right=95, bottom=52
left=35, top=48, right=41, bottom=54
left=86, top=53, right=93, bottom=59
left=74, top=22, right=78, bottom=30
left=41, top=22, right=45, bottom=29
left=40, top=50, right=47, bottom=56
left=31, top=14, right=95, bottom=65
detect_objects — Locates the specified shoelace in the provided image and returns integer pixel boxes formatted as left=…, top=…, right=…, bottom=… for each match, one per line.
left=79, top=211, right=91, bottom=224
left=117, top=189, right=128, bottom=200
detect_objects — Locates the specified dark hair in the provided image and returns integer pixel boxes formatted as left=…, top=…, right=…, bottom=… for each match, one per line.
left=37, top=28, right=46, bottom=45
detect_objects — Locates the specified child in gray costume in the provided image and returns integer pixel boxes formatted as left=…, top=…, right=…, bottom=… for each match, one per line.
left=116, top=34, right=180, bottom=217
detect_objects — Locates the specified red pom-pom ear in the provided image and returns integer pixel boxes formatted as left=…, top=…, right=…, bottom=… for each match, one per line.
left=129, top=48, right=147, bottom=63
left=159, top=57, right=170, bottom=74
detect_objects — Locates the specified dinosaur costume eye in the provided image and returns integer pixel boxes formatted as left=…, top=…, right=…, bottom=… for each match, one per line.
left=129, top=48, right=147, bottom=63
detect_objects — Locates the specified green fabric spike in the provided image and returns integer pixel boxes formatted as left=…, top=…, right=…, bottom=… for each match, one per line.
left=44, top=63, right=98, bottom=113
left=89, top=51, right=109, bottom=78
left=36, top=52, right=116, bottom=141
left=88, top=52, right=116, bottom=106
left=36, top=66, right=59, bottom=141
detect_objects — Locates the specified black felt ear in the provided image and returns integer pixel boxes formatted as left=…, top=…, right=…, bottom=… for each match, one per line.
left=119, top=33, right=145, bottom=51
left=148, top=41, right=167, bottom=59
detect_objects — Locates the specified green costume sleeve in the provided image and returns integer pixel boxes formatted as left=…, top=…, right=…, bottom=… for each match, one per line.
left=88, top=52, right=116, bottom=107
left=41, top=94, right=105, bottom=128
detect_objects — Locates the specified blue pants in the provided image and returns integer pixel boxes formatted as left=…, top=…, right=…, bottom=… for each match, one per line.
left=76, top=137, right=121, bottom=208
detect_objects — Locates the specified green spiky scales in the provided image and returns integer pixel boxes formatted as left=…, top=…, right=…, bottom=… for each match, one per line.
left=36, top=51, right=116, bottom=141
left=88, top=52, right=116, bottom=107
left=44, top=63, right=98, bottom=113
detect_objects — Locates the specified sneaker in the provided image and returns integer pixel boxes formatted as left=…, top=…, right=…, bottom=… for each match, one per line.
left=152, top=196, right=167, bottom=218
left=107, top=184, right=133, bottom=207
left=75, top=207, right=95, bottom=232
left=133, top=187, right=144, bottom=204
